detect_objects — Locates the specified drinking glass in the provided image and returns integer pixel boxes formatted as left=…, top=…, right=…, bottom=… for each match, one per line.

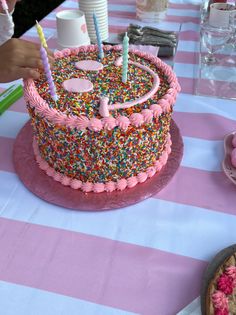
left=200, top=23, right=232, bottom=64
left=229, top=11, right=236, bottom=48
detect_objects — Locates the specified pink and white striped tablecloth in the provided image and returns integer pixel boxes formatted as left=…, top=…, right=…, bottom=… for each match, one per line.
left=1, top=0, right=236, bottom=314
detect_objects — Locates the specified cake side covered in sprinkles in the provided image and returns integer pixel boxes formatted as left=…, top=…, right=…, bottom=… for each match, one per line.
left=24, top=44, right=180, bottom=193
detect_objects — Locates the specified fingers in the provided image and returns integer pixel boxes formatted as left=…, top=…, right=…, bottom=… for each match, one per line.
left=19, top=39, right=54, bottom=58
left=12, top=40, right=55, bottom=70
left=17, top=67, right=40, bottom=80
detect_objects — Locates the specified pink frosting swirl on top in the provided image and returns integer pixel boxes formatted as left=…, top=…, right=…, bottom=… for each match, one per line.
left=130, top=113, right=144, bottom=127
left=61, top=48, right=71, bottom=56
left=150, top=104, right=163, bottom=118
left=158, top=99, right=171, bottom=113
left=54, top=50, right=63, bottom=59
left=141, top=109, right=153, bottom=123
left=75, top=116, right=90, bottom=130
left=102, top=116, right=117, bottom=130
left=88, top=118, right=103, bottom=132
left=116, top=115, right=130, bottom=131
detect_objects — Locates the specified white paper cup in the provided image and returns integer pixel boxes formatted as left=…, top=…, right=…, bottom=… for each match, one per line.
left=56, top=9, right=90, bottom=48
left=209, top=3, right=236, bottom=28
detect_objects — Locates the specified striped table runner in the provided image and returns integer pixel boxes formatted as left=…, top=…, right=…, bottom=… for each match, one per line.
left=0, top=0, right=236, bottom=314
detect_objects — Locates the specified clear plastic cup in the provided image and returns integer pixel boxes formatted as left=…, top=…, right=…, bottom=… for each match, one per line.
left=136, top=0, right=168, bottom=22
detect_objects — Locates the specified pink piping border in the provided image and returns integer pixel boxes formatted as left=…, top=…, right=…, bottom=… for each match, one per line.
left=24, top=45, right=181, bottom=132
left=33, top=133, right=172, bottom=193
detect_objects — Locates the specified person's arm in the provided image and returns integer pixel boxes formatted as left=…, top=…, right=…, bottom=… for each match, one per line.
left=0, top=0, right=18, bottom=45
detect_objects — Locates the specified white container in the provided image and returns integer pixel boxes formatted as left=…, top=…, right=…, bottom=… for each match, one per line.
left=209, top=3, right=236, bottom=28
left=56, top=10, right=90, bottom=48
left=136, top=0, right=168, bottom=22
left=78, top=0, right=109, bottom=42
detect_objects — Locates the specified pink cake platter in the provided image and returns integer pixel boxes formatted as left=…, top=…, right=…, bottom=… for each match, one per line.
left=13, top=120, right=183, bottom=211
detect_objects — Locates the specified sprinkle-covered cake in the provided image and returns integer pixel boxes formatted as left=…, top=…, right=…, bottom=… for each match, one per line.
left=23, top=44, right=180, bottom=193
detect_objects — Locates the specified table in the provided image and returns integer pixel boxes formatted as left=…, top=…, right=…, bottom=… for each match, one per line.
left=1, top=1, right=236, bottom=314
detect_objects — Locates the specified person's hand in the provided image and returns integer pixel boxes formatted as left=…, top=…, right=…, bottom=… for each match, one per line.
left=0, top=38, right=54, bottom=83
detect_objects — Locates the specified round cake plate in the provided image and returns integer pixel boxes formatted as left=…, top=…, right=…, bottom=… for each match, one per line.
left=13, top=119, right=183, bottom=211
left=201, top=244, right=236, bottom=315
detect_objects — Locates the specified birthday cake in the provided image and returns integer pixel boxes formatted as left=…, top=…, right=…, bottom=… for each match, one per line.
left=23, top=44, right=180, bottom=193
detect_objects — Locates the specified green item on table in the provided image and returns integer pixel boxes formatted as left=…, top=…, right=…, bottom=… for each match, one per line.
left=0, top=84, right=23, bottom=115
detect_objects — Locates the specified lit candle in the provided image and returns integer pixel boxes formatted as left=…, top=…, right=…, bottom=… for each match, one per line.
left=36, top=20, right=47, bottom=48
left=122, top=32, right=129, bottom=83
left=40, top=45, right=58, bottom=102
left=93, top=12, right=104, bottom=59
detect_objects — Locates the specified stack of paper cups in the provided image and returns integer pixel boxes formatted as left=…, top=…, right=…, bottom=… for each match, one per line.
left=79, top=0, right=109, bottom=42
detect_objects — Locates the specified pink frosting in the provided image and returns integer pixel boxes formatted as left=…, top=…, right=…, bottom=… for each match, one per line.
left=116, top=115, right=130, bottom=131
left=158, top=99, right=171, bottom=113
left=75, top=116, right=90, bottom=130
left=160, top=151, right=168, bottom=164
left=70, top=179, right=82, bottom=189
left=130, top=113, right=144, bottom=127
left=150, top=104, right=163, bottom=118
left=137, top=172, right=148, bottom=183
left=99, top=97, right=110, bottom=118
left=61, top=176, right=71, bottom=186
left=75, top=60, right=103, bottom=71
left=102, top=116, right=117, bottom=130
left=114, top=56, right=122, bottom=67
left=127, top=176, right=138, bottom=188
left=33, top=134, right=171, bottom=193
left=62, top=78, right=93, bottom=93
left=116, top=178, right=128, bottom=191
left=46, top=168, right=55, bottom=177
left=88, top=118, right=103, bottom=132
left=53, top=172, right=62, bottom=182
left=93, top=183, right=105, bottom=193
left=105, top=181, right=116, bottom=192
left=141, top=109, right=154, bottom=123
left=109, top=60, right=160, bottom=111
left=154, top=160, right=162, bottom=171
left=38, top=159, right=48, bottom=171
left=82, top=182, right=93, bottom=193
left=146, top=166, right=156, bottom=178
